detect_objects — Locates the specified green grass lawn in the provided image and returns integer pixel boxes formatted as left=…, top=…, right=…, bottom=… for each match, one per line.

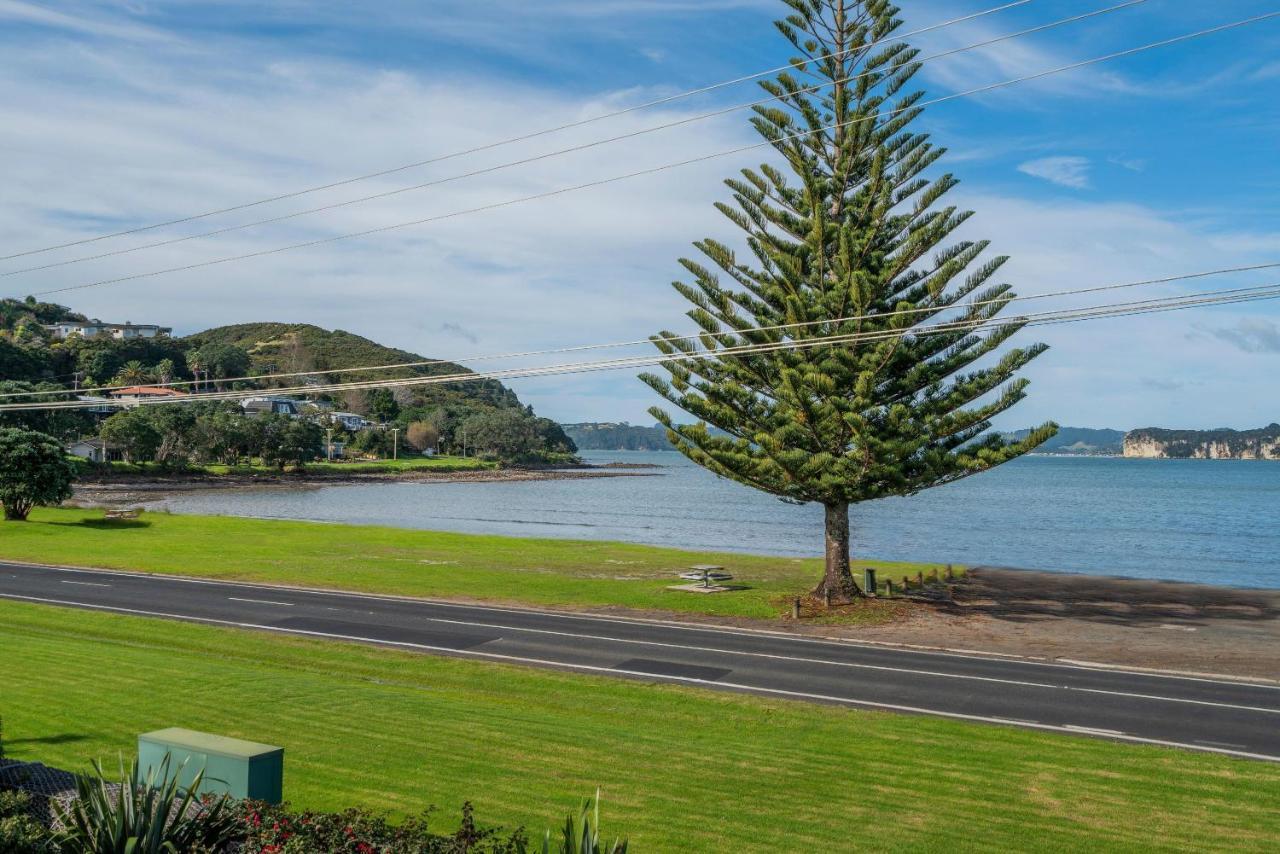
left=0, top=508, right=943, bottom=621
left=1, top=599, right=1276, bottom=851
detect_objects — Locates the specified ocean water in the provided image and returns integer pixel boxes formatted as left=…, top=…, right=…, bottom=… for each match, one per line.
left=153, top=451, right=1280, bottom=589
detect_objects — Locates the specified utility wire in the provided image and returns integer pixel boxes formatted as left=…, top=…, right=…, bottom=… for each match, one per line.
left=0, top=1, right=1147, bottom=278
left=8, top=257, right=1277, bottom=401
left=0, top=0, right=1037, bottom=263
left=24, top=10, right=1279, bottom=300
left=7, top=282, right=1278, bottom=412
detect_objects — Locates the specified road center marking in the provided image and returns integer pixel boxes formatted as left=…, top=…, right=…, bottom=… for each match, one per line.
left=59, top=580, right=111, bottom=587
left=227, top=597, right=294, bottom=606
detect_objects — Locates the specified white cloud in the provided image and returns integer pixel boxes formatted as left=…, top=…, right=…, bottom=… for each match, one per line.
left=1205, top=319, right=1280, bottom=354
left=1108, top=156, right=1146, bottom=172
left=0, top=0, right=173, bottom=41
left=1017, top=156, right=1091, bottom=189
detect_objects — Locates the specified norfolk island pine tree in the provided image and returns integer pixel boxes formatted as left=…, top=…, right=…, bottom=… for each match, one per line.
left=641, top=0, right=1057, bottom=602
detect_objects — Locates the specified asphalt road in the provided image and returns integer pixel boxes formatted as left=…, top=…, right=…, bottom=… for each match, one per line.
left=3, top=560, right=1279, bottom=762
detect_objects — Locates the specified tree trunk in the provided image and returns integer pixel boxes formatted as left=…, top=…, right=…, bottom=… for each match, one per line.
left=4, top=502, right=31, bottom=521
left=812, top=501, right=862, bottom=602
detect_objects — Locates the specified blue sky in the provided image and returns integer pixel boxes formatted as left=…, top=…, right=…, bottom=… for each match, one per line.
left=2, top=0, right=1279, bottom=430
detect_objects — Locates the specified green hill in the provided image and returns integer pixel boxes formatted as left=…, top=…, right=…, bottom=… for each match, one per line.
left=1001, top=426, right=1125, bottom=455
left=181, top=322, right=519, bottom=411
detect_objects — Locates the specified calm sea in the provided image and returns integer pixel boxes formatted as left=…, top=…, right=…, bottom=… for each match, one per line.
left=152, top=451, right=1280, bottom=589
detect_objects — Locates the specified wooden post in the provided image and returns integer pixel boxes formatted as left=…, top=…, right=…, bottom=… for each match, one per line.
left=929, top=568, right=938, bottom=583
left=792, top=598, right=802, bottom=620
left=885, top=579, right=895, bottom=598
left=916, top=571, right=924, bottom=586
left=945, top=564, right=954, bottom=581
left=902, top=575, right=910, bottom=590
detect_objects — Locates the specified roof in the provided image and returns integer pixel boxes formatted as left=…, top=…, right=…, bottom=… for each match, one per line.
left=68, top=438, right=121, bottom=449
left=107, top=386, right=190, bottom=398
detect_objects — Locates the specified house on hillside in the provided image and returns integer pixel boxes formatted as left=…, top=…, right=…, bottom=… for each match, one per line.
left=240, top=396, right=305, bottom=418
left=106, top=386, right=190, bottom=407
left=66, top=437, right=123, bottom=463
left=327, top=411, right=370, bottom=431
left=45, top=321, right=171, bottom=341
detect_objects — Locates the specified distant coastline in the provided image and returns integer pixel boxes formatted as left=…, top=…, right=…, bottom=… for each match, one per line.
left=565, top=421, right=1280, bottom=460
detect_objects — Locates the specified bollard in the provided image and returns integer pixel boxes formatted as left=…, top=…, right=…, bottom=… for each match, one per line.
left=916, top=571, right=924, bottom=586
left=863, top=568, right=877, bottom=597
left=792, top=597, right=802, bottom=619
left=885, top=579, right=895, bottom=598
left=902, top=575, right=910, bottom=590
left=945, top=564, right=954, bottom=581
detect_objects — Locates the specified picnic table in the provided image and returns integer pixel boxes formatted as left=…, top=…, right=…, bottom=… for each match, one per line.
left=678, top=564, right=734, bottom=589
left=103, top=509, right=141, bottom=520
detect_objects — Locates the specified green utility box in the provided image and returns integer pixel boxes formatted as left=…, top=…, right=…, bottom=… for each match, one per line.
left=138, top=728, right=283, bottom=803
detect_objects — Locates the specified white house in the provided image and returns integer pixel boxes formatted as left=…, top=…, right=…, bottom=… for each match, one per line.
left=66, top=438, right=122, bottom=463
left=327, top=411, right=370, bottom=431
left=45, top=321, right=171, bottom=341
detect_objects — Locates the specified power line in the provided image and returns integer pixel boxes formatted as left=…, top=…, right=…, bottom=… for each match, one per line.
left=23, top=11, right=1279, bottom=300
left=0, top=1, right=1038, bottom=263
left=7, top=281, right=1278, bottom=413
left=7, top=258, right=1277, bottom=401
left=1, top=1, right=1149, bottom=278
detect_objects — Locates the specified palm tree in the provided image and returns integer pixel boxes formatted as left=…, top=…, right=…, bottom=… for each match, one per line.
left=112, top=361, right=153, bottom=387
left=154, top=358, right=176, bottom=385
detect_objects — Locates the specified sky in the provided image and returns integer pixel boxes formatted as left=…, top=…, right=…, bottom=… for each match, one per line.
left=1, top=0, right=1279, bottom=431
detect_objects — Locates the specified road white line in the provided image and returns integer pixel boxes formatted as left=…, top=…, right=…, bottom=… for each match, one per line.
left=227, top=597, right=294, bottom=607
left=1064, top=724, right=1126, bottom=737
left=384, top=614, right=1280, bottom=715
left=2, top=592, right=1278, bottom=764
left=8, top=561, right=1280, bottom=690
left=59, top=580, right=111, bottom=587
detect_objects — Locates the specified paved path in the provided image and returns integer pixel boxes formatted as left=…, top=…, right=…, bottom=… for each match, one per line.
left=3, top=561, right=1279, bottom=762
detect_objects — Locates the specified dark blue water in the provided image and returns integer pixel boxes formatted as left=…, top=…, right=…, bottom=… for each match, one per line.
left=154, top=452, right=1280, bottom=589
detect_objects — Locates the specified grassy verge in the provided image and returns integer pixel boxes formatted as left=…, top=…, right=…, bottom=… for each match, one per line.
left=0, top=508, right=943, bottom=621
left=1, top=599, right=1276, bottom=851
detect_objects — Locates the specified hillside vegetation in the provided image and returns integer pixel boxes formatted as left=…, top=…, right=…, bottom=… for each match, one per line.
left=182, top=321, right=517, bottom=411
left=1125, top=424, right=1280, bottom=459
left=0, top=303, right=575, bottom=462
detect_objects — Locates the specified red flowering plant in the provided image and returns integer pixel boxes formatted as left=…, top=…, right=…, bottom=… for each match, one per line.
left=229, top=800, right=528, bottom=853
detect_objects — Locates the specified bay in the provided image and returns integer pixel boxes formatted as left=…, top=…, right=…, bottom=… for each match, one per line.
left=153, top=451, right=1280, bottom=589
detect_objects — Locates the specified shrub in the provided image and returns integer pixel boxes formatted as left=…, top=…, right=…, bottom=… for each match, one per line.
left=54, top=755, right=242, bottom=854
left=0, top=790, right=55, bottom=854
left=542, top=793, right=626, bottom=854
left=232, top=799, right=527, bottom=853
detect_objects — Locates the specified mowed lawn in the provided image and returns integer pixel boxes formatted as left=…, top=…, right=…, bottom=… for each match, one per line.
left=1, top=600, right=1277, bottom=851
left=0, top=508, right=944, bottom=620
